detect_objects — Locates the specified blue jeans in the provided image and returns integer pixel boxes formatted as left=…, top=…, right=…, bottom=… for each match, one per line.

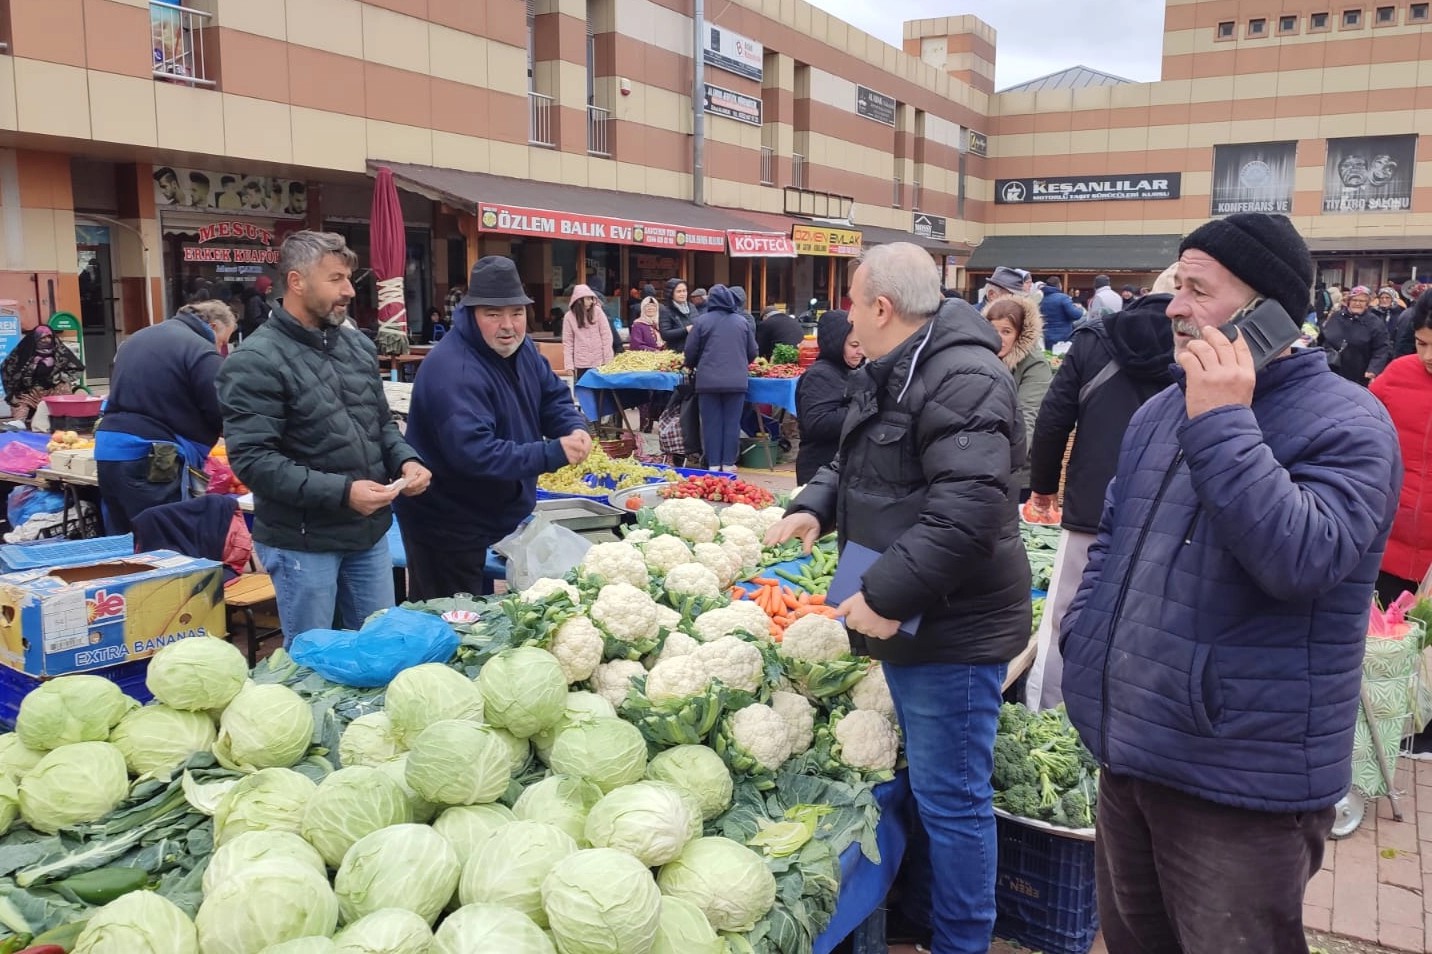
left=882, top=660, right=1006, bottom=954
left=255, top=537, right=395, bottom=646
left=698, top=391, right=744, bottom=467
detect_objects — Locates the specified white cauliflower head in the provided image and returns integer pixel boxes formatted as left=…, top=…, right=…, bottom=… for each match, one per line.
left=692, top=542, right=741, bottom=588
left=580, top=541, right=650, bottom=588
left=645, top=655, right=714, bottom=703
left=719, top=503, right=764, bottom=534
left=520, top=577, right=581, bottom=605
left=652, top=604, right=682, bottom=634
left=756, top=507, right=786, bottom=535
left=589, top=659, right=646, bottom=707
left=549, top=615, right=604, bottom=683
left=728, top=704, right=794, bottom=772
left=717, top=526, right=762, bottom=570
left=850, top=661, right=896, bottom=725
left=653, top=498, right=721, bottom=544
left=691, top=601, right=773, bottom=643
left=695, top=635, right=765, bottom=694
left=624, top=528, right=654, bottom=544
left=834, top=709, right=900, bottom=772
left=664, top=562, right=723, bottom=600
left=590, top=582, right=661, bottom=644
left=779, top=615, right=850, bottom=663
left=769, top=690, right=816, bottom=754
left=655, top=631, right=700, bottom=665
left=640, top=534, right=694, bottom=574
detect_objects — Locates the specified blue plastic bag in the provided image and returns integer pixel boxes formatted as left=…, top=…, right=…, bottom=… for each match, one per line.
left=290, top=607, right=459, bottom=688
left=7, top=486, right=65, bottom=527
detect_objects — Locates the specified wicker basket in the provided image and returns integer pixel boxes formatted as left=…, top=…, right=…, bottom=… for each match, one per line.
left=600, top=433, right=639, bottom=459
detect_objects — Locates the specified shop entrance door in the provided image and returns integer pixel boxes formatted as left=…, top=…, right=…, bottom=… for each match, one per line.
left=77, top=235, right=118, bottom=379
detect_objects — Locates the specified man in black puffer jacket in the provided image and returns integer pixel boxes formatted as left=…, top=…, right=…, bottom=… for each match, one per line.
left=1021, top=290, right=1175, bottom=710
left=217, top=231, right=431, bottom=644
left=768, top=243, right=1029, bottom=953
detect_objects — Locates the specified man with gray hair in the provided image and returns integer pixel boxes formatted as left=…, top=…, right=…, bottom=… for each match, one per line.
left=766, top=243, right=1031, bottom=952
left=217, top=231, right=431, bottom=643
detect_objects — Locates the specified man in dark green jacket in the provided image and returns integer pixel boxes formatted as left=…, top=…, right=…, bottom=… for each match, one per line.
left=216, top=231, right=430, bottom=643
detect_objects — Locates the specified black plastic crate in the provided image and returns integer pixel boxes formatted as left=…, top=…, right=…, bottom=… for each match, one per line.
left=994, top=810, right=1099, bottom=954
left=0, top=658, right=153, bottom=730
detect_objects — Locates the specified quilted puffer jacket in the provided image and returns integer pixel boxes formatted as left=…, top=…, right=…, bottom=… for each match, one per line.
left=1061, top=348, right=1400, bottom=812
left=1370, top=354, right=1432, bottom=583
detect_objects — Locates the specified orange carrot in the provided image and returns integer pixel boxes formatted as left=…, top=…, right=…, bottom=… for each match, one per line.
left=807, top=593, right=827, bottom=605
left=750, top=577, right=781, bottom=587
left=782, top=591, right=800, bottom=611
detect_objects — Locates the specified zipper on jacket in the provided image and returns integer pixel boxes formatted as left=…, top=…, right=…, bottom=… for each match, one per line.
left=1183, top=508, right=1201, bottom=545
left=1099, top=449, right=1184, bottom=765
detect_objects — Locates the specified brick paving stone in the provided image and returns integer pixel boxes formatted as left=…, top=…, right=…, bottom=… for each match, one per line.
left=1307, top=868, right=1335, bottom=907
left=1333, top=828, right=1384, bottom=942
left=1378, top=818, right=1421, bottom=854
left=1378, top=883, right=1425, bottom=928
left=1304, top=903, right=1333, bottom=933
left=1378, top=919, right=1426, bottom=952
left=1380, top=852, right=1424, bottom=889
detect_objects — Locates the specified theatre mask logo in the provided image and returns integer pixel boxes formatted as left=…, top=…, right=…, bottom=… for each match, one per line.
left=1323, top=135, right=1417, bottom=213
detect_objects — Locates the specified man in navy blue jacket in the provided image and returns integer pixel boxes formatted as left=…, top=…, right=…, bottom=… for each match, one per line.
left=395, top=257, right=591, bottom=599
left=1037, top=277, right=1081, bottom=348
left=1061, top=213, right=1400, bottom=954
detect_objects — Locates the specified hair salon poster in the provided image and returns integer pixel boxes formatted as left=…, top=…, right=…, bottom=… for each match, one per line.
left=1322, top=135, right=1417, bottom=213
left=153, top=167, right=308, bottom=217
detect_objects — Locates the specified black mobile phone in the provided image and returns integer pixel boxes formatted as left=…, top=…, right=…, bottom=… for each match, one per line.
left=1220, top=298, right=1303, bottom=370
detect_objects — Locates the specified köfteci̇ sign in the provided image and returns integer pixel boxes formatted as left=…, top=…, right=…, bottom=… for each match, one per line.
left=727, top=231, right=796, bottom=257
left=994, top=173, right=1181, bottom=203
left=478, top=204, right=727, bottom=251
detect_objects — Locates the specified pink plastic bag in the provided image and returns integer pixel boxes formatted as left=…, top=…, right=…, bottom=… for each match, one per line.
left=0, top=441, right=50, bottom=476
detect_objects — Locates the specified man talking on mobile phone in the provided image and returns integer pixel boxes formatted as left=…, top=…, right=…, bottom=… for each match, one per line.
left=1060, top=213, right=1401, bottom=954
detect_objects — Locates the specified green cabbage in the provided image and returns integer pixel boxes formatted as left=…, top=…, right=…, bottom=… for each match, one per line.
left=145, top=636, right=249, bottom=711
left=512, top=775, right=602, bottom=844
left=645, top=744, right=734, bottom=821
left=431, top=903, right=555, bottom=954
left=213, top=683, right=315, bottom=772
left=18, top=741, right=129, bottom=833
left=383, top=663, right=483, bottom=745
left=73, top=889, right=198, bottom=954
left=373, top=756, right=438, bottom=823
left=15, top=675, right=136, bottom=750
left=337, top=713, right=403, bottom=768
left=477, top=647, right=569, bottom=738
left=0, top=732, right=45, bottom=781
left=334, top=823, right=460, bottom=926
left=584, top=780, right=697, bottom=867
left=203, top=829, right=328, bottom=895
left=431, top=803, right=516, bottom=864
left=458, top=820, right=578, bottom=927
left=300, top=766, right=413, bottom=868
left=404, top=720, right=510, bottom=806
left=652, top=896, right=722, bottom=954
left=493, top=727, right=533, bottom=775
left=540, top=848, right=662, bottom=954
left=547, top=717, right=647, bottom=793
left=656, top=836, right=776, bottom=932
left=532, top=691, right=616, bottom=763
left=0, top=776, right=16, bottom=836
left=333, top=908, right=433, bottom=953
left=195, top=859, right=339, bottom=954
left=109, top=704, right=217, bottom=777
left=213, top=767, right=318, bottom=846
left=259, top=940, right=336, bottom=954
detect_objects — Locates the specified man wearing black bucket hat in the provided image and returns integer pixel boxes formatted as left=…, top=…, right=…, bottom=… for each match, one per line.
left=1060, top=213, right=1400, bottom=953
left=396, top=256, right=591, bottom=599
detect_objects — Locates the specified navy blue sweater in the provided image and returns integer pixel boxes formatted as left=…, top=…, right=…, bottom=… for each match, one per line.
left=685, top=286, right=757, bottom=392
left=394, top=309, right=586, bottom=548
left=99, top=311, right=225, bottom=447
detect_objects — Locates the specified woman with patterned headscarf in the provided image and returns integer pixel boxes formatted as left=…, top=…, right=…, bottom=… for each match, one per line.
left=1, top=326, right=84, bottom=424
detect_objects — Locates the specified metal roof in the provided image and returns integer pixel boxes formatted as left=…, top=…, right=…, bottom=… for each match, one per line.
left=998, top=65, right=1134, bottom=94
left=966, top=233, right=1182, bottom=272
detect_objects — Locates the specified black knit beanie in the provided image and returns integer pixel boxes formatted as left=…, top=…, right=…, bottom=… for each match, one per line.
left=1178, top=213, right=1313, bottom=323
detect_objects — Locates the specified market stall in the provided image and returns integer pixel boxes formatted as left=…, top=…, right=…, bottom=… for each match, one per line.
left=574, top=370, right=799, bottom=421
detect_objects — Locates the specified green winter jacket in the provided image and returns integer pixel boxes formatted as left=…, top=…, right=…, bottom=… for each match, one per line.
left=216, top=305, right=418, bottom=552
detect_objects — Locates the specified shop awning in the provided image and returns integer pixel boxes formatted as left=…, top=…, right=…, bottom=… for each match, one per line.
left=1305, top=236, right=1432, bottom=253
left=965, top=234, right=1183, bottom=272
left=859, top=223, right=969, bottom=257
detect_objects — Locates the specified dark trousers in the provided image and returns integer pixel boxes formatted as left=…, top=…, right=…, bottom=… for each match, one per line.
left=400, top=528, right=495, bottom=602
left=698, top=391, right=744, bottom=468
left=1095, top=772, right=1333, bottom=954
left=97, top=457, right=181, bottom=536
left=1376, top=569, right=1419, bottom=608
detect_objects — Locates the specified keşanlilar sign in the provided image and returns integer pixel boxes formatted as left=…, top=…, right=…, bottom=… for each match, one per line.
left=1211, top=141, right=1297, bottom=215
left=994, top=174, right=1181, bottom=204
left=704, top=85, right=762, bottom=127
left=1323, top=135, right=1417, bottom=213
left=703, top=22, right=763, bottom=82
left=478, top=204, right=727, bottom=251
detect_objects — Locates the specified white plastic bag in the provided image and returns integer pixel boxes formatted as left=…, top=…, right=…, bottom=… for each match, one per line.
left=494, top=517, right=591, bottom=593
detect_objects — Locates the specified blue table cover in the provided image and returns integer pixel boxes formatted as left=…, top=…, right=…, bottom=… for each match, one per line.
left=385, top=521, right=504, bottom=580
left=814, top=772, right=912, bottom=953
left=574, top=370, right=798, bottom=419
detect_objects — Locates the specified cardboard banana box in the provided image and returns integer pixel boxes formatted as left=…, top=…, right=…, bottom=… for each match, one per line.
left=0, top=550, right=225, bottom=677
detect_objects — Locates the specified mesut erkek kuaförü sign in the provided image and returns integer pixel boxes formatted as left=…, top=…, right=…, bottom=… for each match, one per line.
left=1323, top=135, right=1418, bottom=213
left=995, top=173, right=1181, bottom=204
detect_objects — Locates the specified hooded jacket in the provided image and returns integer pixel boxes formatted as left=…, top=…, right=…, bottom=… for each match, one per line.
left=1030, top=293, right=1176, bottom=533
left=394, top=307, right=587, bottom=549
left=562, top=284, right=615, bottom=372
left=658, top=279, right=694, bottom=351
left=1061, top=349, right=1399, bottom=812
left=684, top=286, right=757, bottom=393
left=991, top=297, right=1053, bottom=494
left=1370, top=355, right=1432, bottom=583
left=1038, top=288, right=1082, bottom=347
left=794, top=311, right=855, bottom=484
left=788, top=298, right=1031, bottom=666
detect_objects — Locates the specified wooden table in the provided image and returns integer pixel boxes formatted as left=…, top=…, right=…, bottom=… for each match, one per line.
left=378, top=354, right=426, bottom=381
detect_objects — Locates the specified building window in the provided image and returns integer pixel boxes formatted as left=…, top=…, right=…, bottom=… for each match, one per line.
left=1411, top=2, right=1429, bottom=20
left=1278, top=14, right=1299, bottom=32
left=1342, top=8, right=1361, bottom=26
left=1376, top=5, right=1396, bottom=21
left=1310, top=11, right=1330, bottom=29
left=1217, top=20, right=1235, bottom=38
left=1248, top=17, right=1267, bottom=35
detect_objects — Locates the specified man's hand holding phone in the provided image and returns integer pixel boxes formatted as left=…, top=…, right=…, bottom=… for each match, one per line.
left=1178, top=325, right=1256, bottom=419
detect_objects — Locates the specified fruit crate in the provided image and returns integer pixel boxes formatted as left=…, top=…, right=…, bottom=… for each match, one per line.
left=993, top=809, right=1099, bottom=954
left=0, top=657, right=153, bottom=729
left=535, top=467, right=733, bottom=506
left=0, top=533, right=135, bottom=571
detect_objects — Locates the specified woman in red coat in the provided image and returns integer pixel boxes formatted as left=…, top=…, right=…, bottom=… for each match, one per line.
left=1369, top=307, right=1432, bottom=605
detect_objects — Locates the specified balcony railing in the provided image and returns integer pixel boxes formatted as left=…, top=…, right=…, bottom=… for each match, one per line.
left=791, top=154, right=807, bottom=191
left=892, top=176, right=903, bottom=209
left=150, top=1, right=215, bottom=88
left=912, top=180, right=923, bottom=211
left=760, top=146, right=774, bottom=186
left=587, top=104, right=611, bottom=157
left=529, top=91, right=556, bottom=147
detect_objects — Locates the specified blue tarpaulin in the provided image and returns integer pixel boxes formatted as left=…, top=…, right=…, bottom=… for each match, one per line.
left=815, top=773, right=912, bottom=953
left=574, top=370, right=799, bottom=419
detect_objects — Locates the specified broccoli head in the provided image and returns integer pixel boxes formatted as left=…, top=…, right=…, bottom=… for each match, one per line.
left=1052, top=788, right=1094, bottom=829
left=993, top=735, right=1039, bottom=790
left=994, top=783, right=1044, bottom=820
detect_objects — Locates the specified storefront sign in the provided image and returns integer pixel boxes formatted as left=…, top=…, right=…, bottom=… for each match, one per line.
left=197, top=221, right=275, bottom=245
left=154, top=166, right=306, bottom=216
left=703, top=22, right=762, bottom=82
left=1323, top=135, right=1417, bottom=213
left=181, top=246, right=281, bottom=264
left=912, top=213, right=947, bottom=242
left=477, top=204, right=727, bottom=251
left=856, top=86, right=896, bottom=126
left=994, top=173, right=1181, bottom=204
left=1211, top=141, right=1297, bottom=215
left=965, top=130, right=988, bottom=158
left=704, top=85, right=762, bottom=127
left=791, top=225, right=862, bottom=257
left=727, top=231, right=796, bottom=257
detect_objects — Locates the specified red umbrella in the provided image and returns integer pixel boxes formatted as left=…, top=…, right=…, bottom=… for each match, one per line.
left=370, top=166, right=408, bottom=334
